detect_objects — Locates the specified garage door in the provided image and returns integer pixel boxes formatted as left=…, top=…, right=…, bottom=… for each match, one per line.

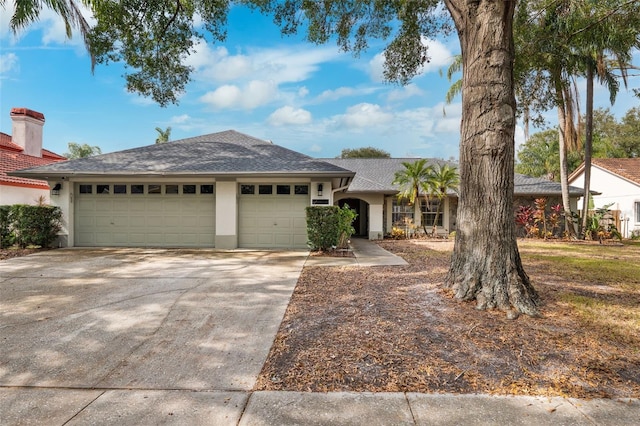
left=238, top=183, right=309, bottom=249
left=74, top=183, right=215, bottom=247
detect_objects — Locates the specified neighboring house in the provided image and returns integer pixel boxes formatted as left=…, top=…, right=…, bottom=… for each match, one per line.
left=569, top=158, right=640, bottom=238
left=12, top=130, right=584, bottom=249
left=0, top=108, right=66, bottom=205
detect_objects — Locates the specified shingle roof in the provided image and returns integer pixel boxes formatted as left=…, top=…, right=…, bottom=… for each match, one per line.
left=591, top=158, right=640, bottom=186
left=324, top=158, right=454, bottom=193
left=514, top=173, right=585, bottom=196
left=11, top=130, right=353, bottom=178
left=0, top=132, right=66, bottom=189
left=326, top=158, right=584, bottom=196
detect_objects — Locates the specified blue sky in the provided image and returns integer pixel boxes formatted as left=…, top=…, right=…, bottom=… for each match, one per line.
left=1, top=4, right=638, bottom=160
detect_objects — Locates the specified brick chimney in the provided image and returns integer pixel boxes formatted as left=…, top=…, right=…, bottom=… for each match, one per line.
left=10, top=108, right=45, bottom=158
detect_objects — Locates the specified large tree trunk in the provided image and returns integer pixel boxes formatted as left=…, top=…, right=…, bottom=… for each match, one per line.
left=444, top=0, right=539, bottom=318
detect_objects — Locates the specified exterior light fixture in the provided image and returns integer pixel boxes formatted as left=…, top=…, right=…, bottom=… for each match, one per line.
left=317, top=183, right=323, bottom=196
left=51, top=183, right=62, bottom=195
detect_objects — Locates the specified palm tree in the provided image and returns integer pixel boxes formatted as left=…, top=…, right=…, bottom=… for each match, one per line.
left=570, top=1, right=639, bottom=237
left=155, top=126, right=172, bottom=144
left=392, top=159, right=434, bottom=230
left=7, top=0, right=94, bottom=66
left=423, top=164, right=459, bottom=236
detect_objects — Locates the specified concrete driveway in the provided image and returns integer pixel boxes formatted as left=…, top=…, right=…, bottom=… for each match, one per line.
left=0, top=248, right=307, bottom=424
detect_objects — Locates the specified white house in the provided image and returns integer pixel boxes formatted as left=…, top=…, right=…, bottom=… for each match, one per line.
left=569, top=158, right=640, bottom=238
left=12, top=130, right=584, bottom=249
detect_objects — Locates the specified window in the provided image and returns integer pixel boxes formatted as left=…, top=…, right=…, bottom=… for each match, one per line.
left=240, top=184, right=255, bottom=195
left=635, top=202, right=640, bottom=223
left=131, top=184, right=144, bottom=194
left=259, top=185, right=273, bottom=195
left=183, top=184, right=196, bottom=194
left=114, top=184, right=127, bottom=194
left=422, top=199, right=444, bottom=227
left=294, top=185, right=309, bottom=195
left=276, top=185, right=291, bottom=195
left=79, top=184, right=92, bottom=194
left=392, top=199, right=414, bottom=226
left=166, top=184, right=179, bottom=194
left=200, top=184, right=214, bottom=194
left=97, top=184, right=110, bottom=194
left=148, top=184, right=161, bottom=194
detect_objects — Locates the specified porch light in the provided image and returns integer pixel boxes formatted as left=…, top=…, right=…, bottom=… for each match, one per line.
left=51, top=183, right=62, bottom=195
left=317, top=183, right=323, bottom=196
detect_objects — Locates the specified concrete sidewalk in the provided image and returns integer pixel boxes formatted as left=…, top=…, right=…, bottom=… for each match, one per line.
left=1, top=388, right=637, bottom=425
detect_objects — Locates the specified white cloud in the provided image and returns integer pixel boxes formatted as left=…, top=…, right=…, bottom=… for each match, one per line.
left=337, top=103, right=393, bottom=129
left=387, top=84, right=424, bottom=102
left=199, top=80, right=278, bottom=110
left=170, top=114, right=191, bottom=124
left=0, top=53, right=19, bottom=75
left=368, top=38, right=455, bottom=82
left=188, top=41, right=342, bottom=86
left=314, top=86, right=379, bottom=103
left=309, top=144, right=322, bottom=152
left=268, top=106, right=312, bottom=126
left=298, top=86, right=309, bottom=98
left=200, top=85, right=242, bottom=109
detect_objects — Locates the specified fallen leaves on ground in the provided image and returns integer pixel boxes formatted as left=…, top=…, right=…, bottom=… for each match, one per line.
left=256, top=239, right=640, bottom=398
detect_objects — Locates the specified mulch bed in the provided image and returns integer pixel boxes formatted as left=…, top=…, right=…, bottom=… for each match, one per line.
left=256, top=240, right=640, bottom=398
left=0, top=248, right=45, bottom=261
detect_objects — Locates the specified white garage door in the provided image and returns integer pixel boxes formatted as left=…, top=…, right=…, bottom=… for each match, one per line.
left=238, top=183, right=309, bottom=249
left=74, top=183, right=215, bottom=247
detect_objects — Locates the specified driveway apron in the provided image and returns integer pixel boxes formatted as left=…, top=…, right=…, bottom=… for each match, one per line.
left=0, top=248, right=307, bottom=391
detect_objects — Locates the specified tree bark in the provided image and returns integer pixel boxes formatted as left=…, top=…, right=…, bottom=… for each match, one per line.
left=444, top=0, right=539, bottom=317
left=581, top=65, right=594, bottom=238
left=555, top=76, right=577, bottom=238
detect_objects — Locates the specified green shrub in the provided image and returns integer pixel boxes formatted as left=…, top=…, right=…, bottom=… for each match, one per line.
left=8, top=205, right=63, bottom=248
left=0, top=205, right=15, bottom=248
left=306, top=205, right=357, bottom=250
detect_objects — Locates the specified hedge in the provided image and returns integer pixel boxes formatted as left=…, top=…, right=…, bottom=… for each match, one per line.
left=306, top=204, right=357, bottom=251
left=0, top=205, right=63, bottom=248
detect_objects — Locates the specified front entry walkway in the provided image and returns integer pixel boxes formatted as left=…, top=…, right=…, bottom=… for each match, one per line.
left=304, top=238, right=407, bottom=267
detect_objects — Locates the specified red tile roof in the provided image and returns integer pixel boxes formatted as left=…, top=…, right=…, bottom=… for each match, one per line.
left=0, top=132, right=66, bottom=190
left=592, top=158, right=640, bottom=186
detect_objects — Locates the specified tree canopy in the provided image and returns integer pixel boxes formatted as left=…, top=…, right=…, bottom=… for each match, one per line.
left=64, top=142, right=102, bottom=159
left=339, top=147, right=391, bottom=158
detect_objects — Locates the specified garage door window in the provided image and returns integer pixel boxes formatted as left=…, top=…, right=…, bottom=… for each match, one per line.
left=132, top=184, right=144, bottom=194
left=294, top=185, right=309, bottom=195
left=114, top=184, right=127, bottom=194
left=201, top=185, right=214, bottom=194
left=166, top=184, right=179, bottom=194
left=241, top=185, right=255, bottom=194
left=183, top=185, right=196, bottom=194
left=97, top=184, right=110, bottom=194
left=277, top=185, right=291, bottom=195
left=79, top=184, right=92, bottom=194
left=148, top=184, right=161, bottom=194
left=259, top=185, right=273, bottom=195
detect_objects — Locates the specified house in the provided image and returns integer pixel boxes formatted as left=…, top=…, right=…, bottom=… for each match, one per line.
left=569, top=158, right=640, bottom=238
left=11, top=130, right=584, bottom=248
left=0, top=108, right=66, bottom=205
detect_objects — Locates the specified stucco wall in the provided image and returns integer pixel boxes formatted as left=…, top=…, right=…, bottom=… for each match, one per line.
left=0, top=185, right=50, bottom=206
left=571, top=167, right=640, bottom=238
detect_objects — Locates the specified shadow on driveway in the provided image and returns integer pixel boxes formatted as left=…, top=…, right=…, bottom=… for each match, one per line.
left=0, top=248, right=307, bottom=391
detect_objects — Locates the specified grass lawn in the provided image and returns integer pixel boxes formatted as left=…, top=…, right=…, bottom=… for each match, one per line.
left=256, top=238, right=640, bottom=398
